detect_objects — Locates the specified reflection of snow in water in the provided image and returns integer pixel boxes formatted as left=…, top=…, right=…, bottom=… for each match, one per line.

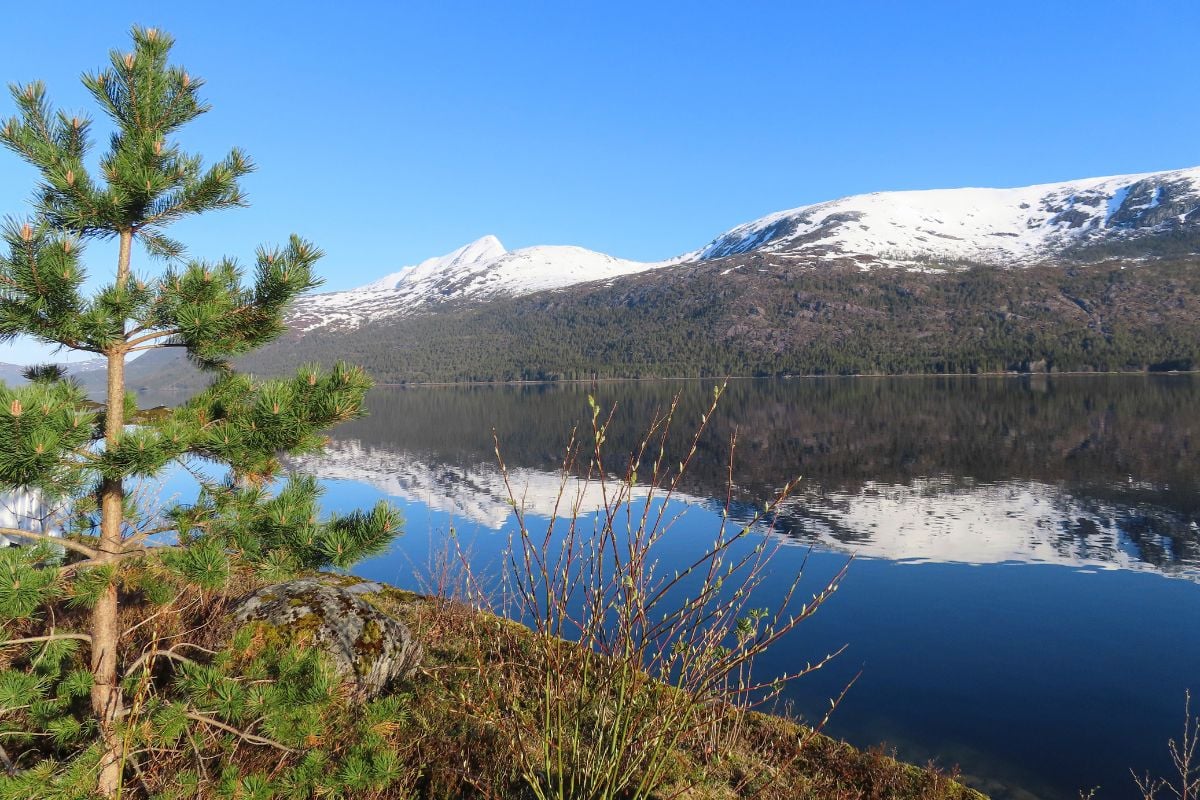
left=0, top=488, right=61, bottom=547
left=775, top=478, right=1198, bottom=580
left=290, top=440, right=1199, bottom=581
left=287, top=439, right=706, bottom=530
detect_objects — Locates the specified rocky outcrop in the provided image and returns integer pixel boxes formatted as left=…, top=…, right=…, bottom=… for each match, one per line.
left=233, top=578, right=422, bottom=699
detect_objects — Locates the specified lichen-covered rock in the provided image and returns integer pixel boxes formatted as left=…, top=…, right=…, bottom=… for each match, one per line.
left=233, top=578, right=422, bottom=699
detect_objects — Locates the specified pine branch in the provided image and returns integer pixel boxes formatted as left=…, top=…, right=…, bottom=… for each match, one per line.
left=185, top=710, right=297, bottom=753
left=121, top=521, right=206, bottom=551
left=0, top=633, right=92, bottom=647
left=124, top=328, right=181, bottom=348
left=129, top=524, right=180, bottom=538
left=128, top=341, right=187, bottom=353
left=60, top=544, right=182, bottom=576
left=0, top=527, right=97, bottom=558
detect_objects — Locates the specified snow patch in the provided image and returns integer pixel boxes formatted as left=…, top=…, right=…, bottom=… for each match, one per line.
left=1105, top=185, right=1130, bottom=224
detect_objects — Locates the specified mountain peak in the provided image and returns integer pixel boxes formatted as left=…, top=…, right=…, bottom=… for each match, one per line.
left=359, top=235, right=507, bottom=292
left=294, top=234, right=657, bottom=332
left=444, top=234, right=507, bottom=268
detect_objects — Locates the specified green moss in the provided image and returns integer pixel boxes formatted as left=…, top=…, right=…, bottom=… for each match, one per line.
left=239, top=608, right=325, bottom=658
left=355, top=618, right=385, bottom=675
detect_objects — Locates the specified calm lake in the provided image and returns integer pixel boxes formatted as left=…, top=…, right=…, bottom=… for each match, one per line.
left=241, top=375, right=1199, bottom=799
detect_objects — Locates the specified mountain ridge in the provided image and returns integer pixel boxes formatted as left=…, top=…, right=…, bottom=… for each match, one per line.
left=293, top=234, right=670, bottom=333
left=284, top=166, right=1200, bottom=335
left=686, top=165, right=1200, bottom=266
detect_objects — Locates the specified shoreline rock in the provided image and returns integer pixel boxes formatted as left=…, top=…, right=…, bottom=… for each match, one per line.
left=233, top=577, right=422, bottom=699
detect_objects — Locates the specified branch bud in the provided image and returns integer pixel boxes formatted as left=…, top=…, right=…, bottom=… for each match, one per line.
left=65, top=169, right=75, bottom=186
left=20, top=223, right=32, bottom=242
left=9, top=399, right=21, bottom=416
left=124, top=53, right=135, bottom=70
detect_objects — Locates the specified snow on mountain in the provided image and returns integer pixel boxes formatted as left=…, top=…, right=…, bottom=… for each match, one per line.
left=358, top=235, right=508, bottom=293
left=691, top=166, right=1200, bottom=268
left=291, top=235, right=664, bottom=332
left=287, top=166, right=1200, bottom=333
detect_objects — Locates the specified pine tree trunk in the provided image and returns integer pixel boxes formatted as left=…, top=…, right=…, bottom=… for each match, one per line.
left=91, top=229, right=132, bottom=797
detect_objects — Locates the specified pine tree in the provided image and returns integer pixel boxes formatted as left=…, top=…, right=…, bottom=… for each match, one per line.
left=0, top=27, right=400, bottom=797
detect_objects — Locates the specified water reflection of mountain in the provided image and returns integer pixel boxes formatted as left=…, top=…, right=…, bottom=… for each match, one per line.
left=298, top=376, right=1200, bottom=578
left=774, top=478, right=1200, bottom=578
left=287, top=439, right=704, bottom=530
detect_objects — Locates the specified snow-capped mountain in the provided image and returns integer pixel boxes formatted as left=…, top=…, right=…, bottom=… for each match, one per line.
left=291, top=235, right=666, bottom=332
left=284, top=166, right=1200, bottom=335
left=691, top=166, right=1200, bottom=267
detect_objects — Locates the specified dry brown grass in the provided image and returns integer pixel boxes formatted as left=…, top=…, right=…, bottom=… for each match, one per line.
left=353, top=580, right=988, bottom=800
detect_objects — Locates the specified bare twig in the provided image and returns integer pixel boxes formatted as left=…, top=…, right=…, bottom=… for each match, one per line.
left=185, top=711, right=297, bottom=754
left=125, top=641, right=215, bottom=676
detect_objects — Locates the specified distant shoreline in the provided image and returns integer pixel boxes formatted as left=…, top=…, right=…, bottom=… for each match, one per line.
left=377, top=369, right=1198, bottom=389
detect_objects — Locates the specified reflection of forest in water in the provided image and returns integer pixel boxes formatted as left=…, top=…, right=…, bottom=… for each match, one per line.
left=317, top=375, right=1200, bottom=576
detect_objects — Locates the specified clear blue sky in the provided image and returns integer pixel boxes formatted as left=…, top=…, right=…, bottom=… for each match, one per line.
left=0, top=0, right=1196, bottom=362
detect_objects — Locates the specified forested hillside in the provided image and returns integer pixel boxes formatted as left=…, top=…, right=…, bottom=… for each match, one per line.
left=113, top=255, right=1200, bottom=391
left=239, top=256, right=1200, bottom=383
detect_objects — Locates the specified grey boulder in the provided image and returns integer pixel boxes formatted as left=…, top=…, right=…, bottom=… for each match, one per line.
left=233, top=578, right=422, bottom=699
